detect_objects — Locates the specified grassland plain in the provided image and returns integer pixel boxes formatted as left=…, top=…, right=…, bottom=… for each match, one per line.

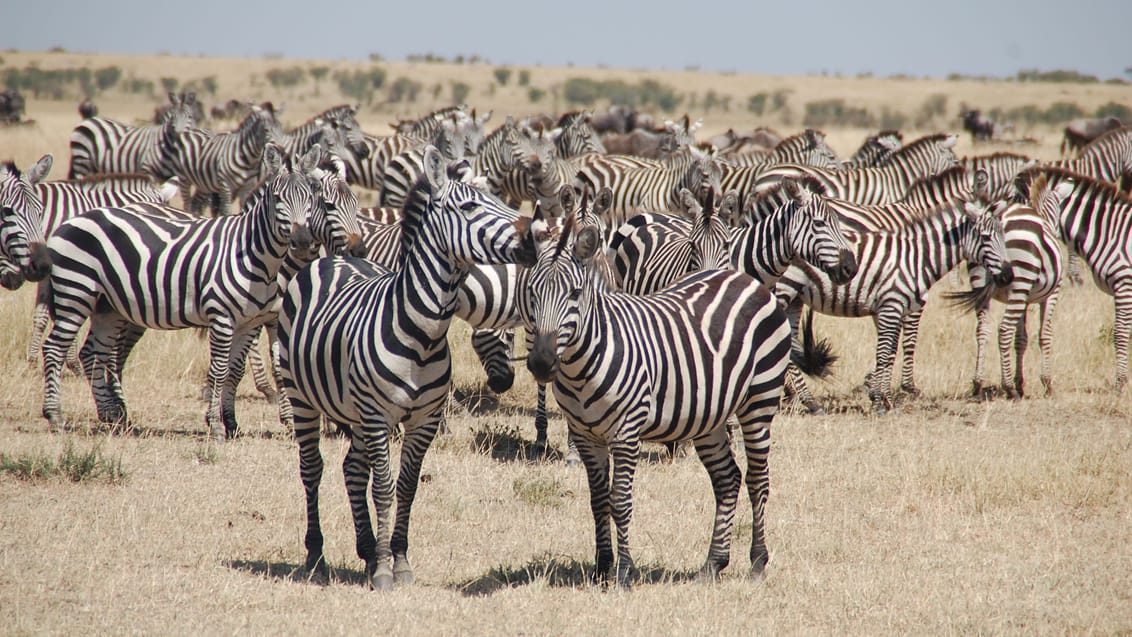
left=1, top=50, right=1131, bottom=635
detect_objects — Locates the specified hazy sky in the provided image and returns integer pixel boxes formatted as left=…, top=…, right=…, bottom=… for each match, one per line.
left=6, top=0, right=1131, bottom=80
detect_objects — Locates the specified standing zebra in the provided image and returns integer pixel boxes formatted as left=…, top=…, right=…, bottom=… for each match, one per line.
left=844, top=130, right=904, bottom=169
left=754, top=133, right=960, bottom=206
left=946, top=174, right=1072, bottom=398
left=41, top=143, right=322, bottom=439
left=0, top=156, right=55, bottom=284
left=1012, top=166, right=1132, bottom=391
left=774, top=192, right=1013, bottom=413
left=519, top=212, right=797, bottom=586
left=68, top=92, right=197, bottom=180
left=277, top=146, right=535, bottom=590
left=0, top=165, right=180, bottom=365
left=159, top=103, right=273, bottom=214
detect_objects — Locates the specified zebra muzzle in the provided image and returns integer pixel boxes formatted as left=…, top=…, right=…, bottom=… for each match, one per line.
left=526, top=333, right=560, bottom=384
left=289, top=224, right=314, bottom=253
left=0, top=268, right=24, bottom=290
left=23, top=243, right=52, bottom=281
left=830, top=249, right=858, bottom=284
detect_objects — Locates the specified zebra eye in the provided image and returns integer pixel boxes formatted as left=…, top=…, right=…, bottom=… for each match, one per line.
left=568, top=288, right=582, bottom=301
left=459, top=201, right=479, bottom=212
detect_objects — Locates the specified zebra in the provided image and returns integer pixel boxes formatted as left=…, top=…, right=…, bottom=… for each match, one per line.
left=159, top=103, right=273, bottom=215
left=268, top=104, right=370, bottom=161
left=843, top=130, right=904, bottom=169
left=754, top=133, right=960, bottom=206
left=554, top=111, right=606, bottom=157
left=41, top=143, right=323, bottom=440
left=518, top=210, right=798, bottom=587
left=68, top=92, right=197, bottom=180
left=945, top=174, right=1072, bottom=399
left=774, top=190, right=1013, bottom=413
left=1012, top=165, right=1132, bottom=392
left=378, top=115, right=468, bottom=208
left=724, top=128, right=840, bottom=170
left=0, top=156, right=55, bottom=284
left=342, top=107, right=474, bottom=196
left=277, top=145, right=535, bottom=590
left=0, top=167, right=180, bottom=366
left=575, top=151, right=723, bottom=239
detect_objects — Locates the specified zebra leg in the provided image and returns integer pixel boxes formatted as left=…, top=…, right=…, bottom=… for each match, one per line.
left=1115, top=296, right=1132, bottom=393
left=898, top=310, right=923, bottom=396
left=1038, top=291, right=1060, bottom=395
left=1012, top=308, right=1029, bottom=398
left=246, top=329, right=277, bottom=400
left=735, top=393, right=778, bottom=580
left=388, top=414, right=443, bottom=588
left=349, top=414, right=393, bottom=589
left=534, top=382, right=549, bottom=448
left=293, top=397, right=330, bottom=581
left=691, top=427, right=741, bottom=582
left=42, top=310, right=91, bottom=431
left=574, top=435, right=613, bottom=584
left=609, top=436, right=642, bottom=588
left=783, top=300, right=823, bottom=414
left=1065, top=253, right=1084, bottom=287
left=84, top=312, right=131, bottom=426
left=971, top=305, right=992, bottom=398
left=204, top=318, right=236, bottom=441
left=996, top=300, right=1022, bottom=399
left=215, top=188, right=233, bottom=216
left=220, top=329, right=258, bottom=436
left=25, top=284, right=50, bottom=365
left=266, top=323, right=294, bottom=431
left=869, top=308, right=904, bottom=414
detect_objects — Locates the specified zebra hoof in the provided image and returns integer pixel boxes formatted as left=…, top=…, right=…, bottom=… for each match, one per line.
left=257, top=388, right=277, bottom=401
left=393, top=559, right=414, bottom=586
left=695, top=561, right=724, bottom=583
left=749, top=553, right=768, bottom=582
left=900, top=384, right=922, bottom=398
left=96, top=404, right=127, bottom=425
left=303, top=555, right=329, bottom=584
left=565, top=453, right=582, bottom=468
left=371, top=566, right=395, bottom=592
left=804, top=401, right=826, bottom=416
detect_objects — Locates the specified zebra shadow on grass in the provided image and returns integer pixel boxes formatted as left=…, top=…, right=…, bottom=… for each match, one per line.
left=225, top=559, right=370, bottom=587
left=452, top=554, right=697, bottom=596
left=36, top=419, right=291, bottom=442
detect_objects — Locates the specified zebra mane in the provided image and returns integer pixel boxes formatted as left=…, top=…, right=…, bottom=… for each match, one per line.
left=56, top=172, right=159, bottom=185
left=755, top=175, right=829, bottom=201
left=892, top=132, right=955, bottom=157
left=1018, top=165, right=1132, bottom=205
left=1028, top=173, right=1051, bottom=211
left=1079, top=125, right=1130, bottom=153
left=965, top=151, right=1031, bottom=162
left=554, top=110, right=590, bottom=128
left=870, top=129, right=904, bottom=142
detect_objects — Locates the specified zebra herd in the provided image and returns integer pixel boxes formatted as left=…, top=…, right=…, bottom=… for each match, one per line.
left=3, top=95, right=1132, bottom=590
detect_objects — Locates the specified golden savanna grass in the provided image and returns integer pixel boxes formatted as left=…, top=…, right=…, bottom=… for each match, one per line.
left=1, top=51, right=1131, bottom=635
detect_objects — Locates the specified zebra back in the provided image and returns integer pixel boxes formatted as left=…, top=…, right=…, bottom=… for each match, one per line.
left=69, top=92, right=199, bottom=180
left=844, top=129, right=904, bottom=169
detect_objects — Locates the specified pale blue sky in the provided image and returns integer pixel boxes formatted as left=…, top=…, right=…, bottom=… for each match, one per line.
left=5, top=0, right=1131, bottom=80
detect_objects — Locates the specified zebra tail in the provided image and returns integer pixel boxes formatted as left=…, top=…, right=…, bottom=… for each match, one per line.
left=942, top=284, right=995, bottom=315
left=792, top=306, right=837, bottom=379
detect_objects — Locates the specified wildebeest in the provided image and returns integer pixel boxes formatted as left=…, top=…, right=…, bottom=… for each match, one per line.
left=78, top=99, right=98, bottom=119
left=1061, top=117, right=1124, bottom=157
left=961, top=108, right=996, bottom=143
left=0, top=89, right=26, bottom=124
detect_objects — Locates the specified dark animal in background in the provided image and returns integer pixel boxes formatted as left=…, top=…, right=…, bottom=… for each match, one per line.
left=0, top=89, right=26, bottom=124
left=961, top=108, right=996, bottom=143
left=154, top=96, right=206, bottom=124
left=1061, top=117, right=1124, bottom=157
left=78, top=99, right=98, bottom=119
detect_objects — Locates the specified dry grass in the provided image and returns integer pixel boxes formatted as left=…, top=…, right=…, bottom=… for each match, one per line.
left=2, top=51, right=1132, bottom=635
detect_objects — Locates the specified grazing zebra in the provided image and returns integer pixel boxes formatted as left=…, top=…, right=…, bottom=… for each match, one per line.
left=68, top=92, right=198, bottom=180
left=344, top=107, right=475, bottom=195
left=159, top=103, right=273, bottom=214
left=946, top=174, right=1072, bottom=399
left=519, top=212, right=797, bottom=586
left=554, top=111, right=606, bottom=157
left=724, top=128, right=840, bottom=169
left=1060, top=117, right=1124, bottom=158
left=41, top=143, right=322, bottom=439
left=277, top=146, right=535, bottom=590
left=1013, top=166, right=1132, bottom=391
left=268, top=104, right=370, bottom=161
left=0, top=156, right=55, bottom=284
left=754, top=133, right=960, bottom=205
left=844, top=130, right=903, bottom=169
left=774, top=191, right=1013, bottom=413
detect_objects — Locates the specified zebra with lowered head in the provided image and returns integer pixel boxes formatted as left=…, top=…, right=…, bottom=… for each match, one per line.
left=277, top=145, right=536, bottom=590
left=519, top=210, right=801, bottom=587
left=41, top=143, right=323, bottom=440
left=68, top=92, right=198, bottom=180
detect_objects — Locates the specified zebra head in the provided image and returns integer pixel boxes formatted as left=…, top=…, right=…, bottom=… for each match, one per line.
left=0, top=254, right=21, bottom=290
left=521, top=211, right=605, bottom=384
left=457, top=108, right=492, bottom=156
left=0, top=154, right=52, bottom=283
left=960, top=189, right=1014, bottom=287
left=555, top=111, right=606, bottom=156
left=401, top=145, right=534, bottom=272
left=779, top=178, right=858, bottom=284
left=326, top=105, right=371, bottom=160
left=260, top=143, right=321, bottom=255
left=307, top=158, right=366, bottom=258
left=683, top=187, right=733, bottom=271
left=780, top=129, right=840, bottom=169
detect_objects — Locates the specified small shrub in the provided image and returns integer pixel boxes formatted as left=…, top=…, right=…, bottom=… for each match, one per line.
left=266, top=66, right=307, bottom=89
left=1095, top=101, right=1132, bottom=121
left=527, top=87, right=546, bottom=103
left=1, top=443, right=127, bottom=484
left=493, top=67, right=511, bottom=86
left=192, top=442, right=220, bottom=465
left=160, top=77, right=179, bottom=94
left=450, top=81, right=470, bottom=104
left=518, top=69, right=530, bottom=86
left=387, top=76, right=422, bottom=103
left=513, top=476, right=567, bottom=508
left=94, top=66, right=121, bottom=92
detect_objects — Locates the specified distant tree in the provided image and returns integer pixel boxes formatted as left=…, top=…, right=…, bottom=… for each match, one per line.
left=493, top=67, right=511, bottom=86
left=309, top=66, right=329, bottom=96
left=518, top=69, right=530, bottom=86
left=451, top=81, right=470, bottom=104
left=527, top=87, right=546, bottom=103
left=160, top=77, right=179, bottom=94
left=94, top=66, right=121, bottom=93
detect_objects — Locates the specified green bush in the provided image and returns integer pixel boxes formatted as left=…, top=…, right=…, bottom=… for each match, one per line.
left=265, top=66, right=307, bottom=89
left=334, top=67, right=386, bottom=104
left=1095, top=101, right=1131, bottom=121
left=803, top=98, right=875, bottom=128
left=493, top=67, right=511, bottom=86
left=1, top=442, right=127, bottom=484
left=562, top=76, right=683, bottom=112
left=94, top=66, right=121, bottom=92
left=388, top=76, right=422, bottom=103
left=451, top=81, right=470, bottom=104
left=527, top=87, right=545, bottom=103
left=518, top=69, right=530, bottom=86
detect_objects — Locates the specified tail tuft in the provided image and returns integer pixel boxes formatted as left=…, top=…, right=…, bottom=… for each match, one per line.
left=791, top=307, right=837, bottom=378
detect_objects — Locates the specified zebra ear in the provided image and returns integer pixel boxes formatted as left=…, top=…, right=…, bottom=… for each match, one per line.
left=941, top=134, right=959, bottom=149
left=422, top=146, right=447, bottom=190
left=573, top=225, right=601, bottom=262
left=679, top=188, right=699, bottom=215
left=262, top=143, right=284, bottom=180
left=593, top=187, right=613, bottom=216
left=558, top=185, right=577, bottom=216
left=300, top=143, right=325, bottom=174
left=27, top=154, right=53, bottom=185
left=477, top=109, right=493, bottom=125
